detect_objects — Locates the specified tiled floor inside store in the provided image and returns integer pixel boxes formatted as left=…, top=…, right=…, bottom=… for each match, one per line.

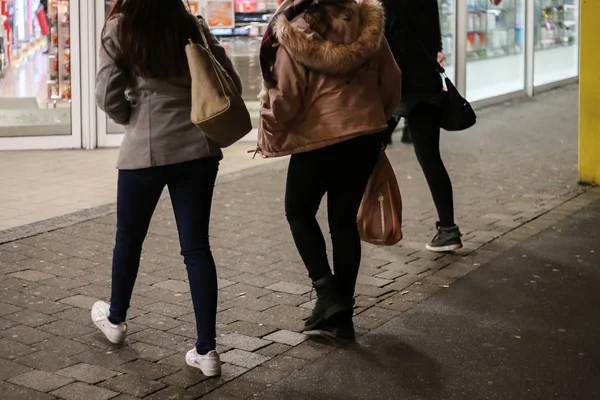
left=0, top=44, right=49, bottom=108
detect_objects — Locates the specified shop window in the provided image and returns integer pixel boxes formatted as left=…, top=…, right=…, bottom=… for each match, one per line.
left=534, top=0, right=579, bottom=86
left=439, top=0, right=456, bottom=83
left=465, top=0, right=526, bottom=101
left=0, top=0, right=72, bottom=138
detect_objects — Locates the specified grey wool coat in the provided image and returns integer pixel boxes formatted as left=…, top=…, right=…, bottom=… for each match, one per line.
left=96, top=16, right=242, bottom=170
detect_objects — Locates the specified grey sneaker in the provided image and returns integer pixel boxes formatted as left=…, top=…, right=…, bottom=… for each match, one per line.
left=426, top=223, right=463, bottom=252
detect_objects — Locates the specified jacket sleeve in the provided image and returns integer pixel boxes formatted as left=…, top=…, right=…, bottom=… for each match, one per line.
left=199, top=19, right=243, bottom=94
left=95, top=18, right=131, bottom=125
left=260, top=47, right=307, bottom=134
left=377, top=39, right=402, bottom=120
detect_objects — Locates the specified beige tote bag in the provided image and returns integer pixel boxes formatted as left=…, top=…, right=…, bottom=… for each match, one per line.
left=357, top=151, right=403, bottom=246
left=186, top=24, right=252, bottom=148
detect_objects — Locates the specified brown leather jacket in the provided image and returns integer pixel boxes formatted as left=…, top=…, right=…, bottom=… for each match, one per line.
left=258, top=0, right=402, bottom=158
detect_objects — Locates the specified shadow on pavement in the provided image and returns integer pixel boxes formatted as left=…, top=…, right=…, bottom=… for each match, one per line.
left=257, top=199, right=600, bottom=400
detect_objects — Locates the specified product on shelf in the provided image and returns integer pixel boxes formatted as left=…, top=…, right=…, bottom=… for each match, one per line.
left=47, top=81, right=59, bottom=98
left=49, top=54, right=58, bottom=78
left=47, top=0, right=71, bottom=101
left=536, top=0, right=578, bottom=49
left=465, top=0, right=524, bottom=61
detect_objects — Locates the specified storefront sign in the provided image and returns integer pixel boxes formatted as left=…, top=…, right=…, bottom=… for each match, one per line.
left=205, top=0, right=234, bottom=28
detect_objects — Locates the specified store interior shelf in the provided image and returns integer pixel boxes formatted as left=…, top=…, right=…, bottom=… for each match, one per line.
left=536, top=41, right=577, bottom=51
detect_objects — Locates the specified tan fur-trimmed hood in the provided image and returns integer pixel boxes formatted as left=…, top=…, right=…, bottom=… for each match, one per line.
left=274, top=0, right=385, bottom=76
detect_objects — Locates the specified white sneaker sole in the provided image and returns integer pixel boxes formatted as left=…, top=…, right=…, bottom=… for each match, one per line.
left=426, top=243, right=463, bottom=253
left=186, top=357, right=221, bottom=377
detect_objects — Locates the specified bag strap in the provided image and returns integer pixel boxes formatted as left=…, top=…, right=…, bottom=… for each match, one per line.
left=403, top=18, right=447, bottom=77
left=197, top=20, right=211, bottom=51
left=190, top=16, right=213, bottom=56
left=416, top=39, right=447, bottom=77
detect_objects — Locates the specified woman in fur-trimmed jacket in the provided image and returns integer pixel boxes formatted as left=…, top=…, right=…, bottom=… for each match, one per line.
left=258, top=0, right=401, bottom=340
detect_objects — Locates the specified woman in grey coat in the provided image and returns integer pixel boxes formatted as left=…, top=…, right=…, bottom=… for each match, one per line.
left=91, top=0, right=242, bottom=378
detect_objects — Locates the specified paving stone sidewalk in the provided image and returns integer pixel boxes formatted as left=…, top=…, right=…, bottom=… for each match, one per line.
left=0, top=85, right=588, bottom=400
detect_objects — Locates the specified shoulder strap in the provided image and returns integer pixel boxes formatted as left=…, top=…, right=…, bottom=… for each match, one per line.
left=403, top=15, right=446, bottom=75
left=190, top=15, right=212, bottom=55
left=415, top=37, right=446, bottom=75
left=196, top=17, right=211, bottom=50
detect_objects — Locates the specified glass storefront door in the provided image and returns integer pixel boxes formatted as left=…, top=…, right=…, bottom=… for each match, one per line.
left=533, top=0, right=579, bottom=87
left=465, top=0, right=527, bottom=101
left=95, top=0, right=124, bottom=147
left=0, top=0, right=82, bottom=150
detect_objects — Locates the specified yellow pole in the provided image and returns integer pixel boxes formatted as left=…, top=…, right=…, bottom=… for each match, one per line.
left=579, top=0, right=600, bottom=185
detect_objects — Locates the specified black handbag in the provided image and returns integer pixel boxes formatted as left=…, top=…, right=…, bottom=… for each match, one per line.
left=438, top=71, right=477, bottom=131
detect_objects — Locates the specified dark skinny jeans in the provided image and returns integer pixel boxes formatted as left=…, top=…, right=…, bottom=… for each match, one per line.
left=109, top=158, right=219, bottom=354
left=285, top=134, right=382, bottom=298
left=408, top=102, right=455, bottom=228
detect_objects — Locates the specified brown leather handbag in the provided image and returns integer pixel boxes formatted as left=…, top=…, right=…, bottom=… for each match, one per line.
left=357, top=151, right=403, bottom=246
left=186, top=20, right=252, bottom=148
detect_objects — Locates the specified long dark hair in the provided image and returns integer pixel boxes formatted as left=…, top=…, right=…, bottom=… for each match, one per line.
left=103, top=0, right=202, bottom=78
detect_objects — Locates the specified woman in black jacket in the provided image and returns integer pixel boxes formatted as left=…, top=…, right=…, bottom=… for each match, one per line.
left=381, top=0, right=462, bottom=252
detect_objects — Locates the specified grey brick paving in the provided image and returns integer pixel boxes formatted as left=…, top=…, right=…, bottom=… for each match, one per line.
left=8, top=270, right=56, bottom=282
left=221, top=349, right=270, bottom=369
left=160, top=369, right=209, bottom=389
left=217, top=333, right=272, bottom=352
left=4, top=309, right=57, bottom=328
left=0, top=338, right=37, bottom=360
left=221, top=322, right=276, bottom=340
left=0, top=302, right=22, bottom=317
left=128, top=342, right=177, bottom=362
left=0, top=86, right=592, bottom=398
left=8, top=370, right=74, bottom=393
left=33, top=337, right=90, bottom=357
left=2, top=325, right=53, bottom=345
left=255, top=343, right=292, bottom=358
left=0, top=381, right=56, bottom=400
left=51, top=381, right=118, bottom=400
left=15, top=349, right=79, bottom=372
left=263, top=330, right=308, bottom=347
left=144, top=386, right=199, bottom=400
left=71, top=348, right=137, bottom=369
left=100, top=374, right=166, bottom=397
left=265, top=282, right=311, bottom=295
left=56, top=363, right=119, bottom=385
left=0, top=358, right=32, bottom=381
left=117, top=359, right=179, bottom=381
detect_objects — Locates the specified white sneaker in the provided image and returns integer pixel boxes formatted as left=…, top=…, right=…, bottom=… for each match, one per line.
left=186, top=348, right=222, bottom=377
left=91, top=301, right=127, bottom=345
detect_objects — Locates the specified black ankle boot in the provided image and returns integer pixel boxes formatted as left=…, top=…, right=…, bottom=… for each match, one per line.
left=303, top=275, right=345, bottom=332
left=322, top=297, right=355, bottom=340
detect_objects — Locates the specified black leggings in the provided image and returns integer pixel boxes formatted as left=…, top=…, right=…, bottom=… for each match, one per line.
left=285, top=134, right=382, bottom=298
left=408, top=103, right=455, bottom=228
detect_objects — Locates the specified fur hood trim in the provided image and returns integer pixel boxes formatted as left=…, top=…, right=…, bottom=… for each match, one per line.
left=274, top=0, right=385, bottom=76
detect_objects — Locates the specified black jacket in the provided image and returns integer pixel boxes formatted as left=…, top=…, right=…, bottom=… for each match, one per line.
left=381, top=0, right=443, bottom=95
